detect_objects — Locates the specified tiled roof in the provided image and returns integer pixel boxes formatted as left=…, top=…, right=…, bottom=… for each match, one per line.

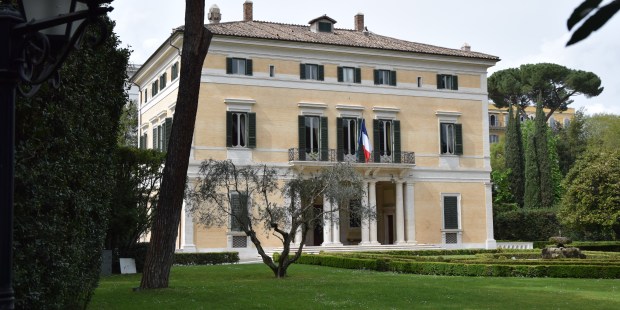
left=204, top=20, right=500, bottom=61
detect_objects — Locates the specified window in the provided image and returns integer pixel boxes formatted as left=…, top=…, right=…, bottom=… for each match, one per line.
left=489, top=114, right=497, bottom=127
left=300, top=63, right=324, bottom=81
left=143, top=89, right=148, bottom=103
left=437, top=74, right=458, bottom=90
left=373, top=119, right=401, bottom=163
left=269, top=65, right=275, bottom=77
left=151, top=118, right=173, bottom=151
left=490, top=134, right=499, bottom=144
left=564, top=118, right=570, bottom=128
left=171, top=62, right=179, bottom=80
left=151, top=80, right=158, bottom=97
left=226, top=57, right=253, bottom=76
left=417, top=76, right=422, bottom=87
left=337, top=117, right=359, bottom=162
left=440, top=123, right=463, bottom=155
left=373, top=69, right=397, bottom=86
left=159, top=73, right=167, bottom=89
left=442, top=195, right=460, bottom=244
left=226, top=111, right=256, bottom=148
left=318, top=21, right=332, bottom=32
left=230, top=191, right=249, bottom=232
left=337, top=66, right=361, bottom=83
left=298, top=115, right=328, bottom=161
left=140, top=133, right=148, bottom=149
left=549, top=117, right=556, bottom=129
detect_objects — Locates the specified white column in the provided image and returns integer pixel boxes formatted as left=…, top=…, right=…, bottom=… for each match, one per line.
left=484, top=182, right=497, bottom=249
left=332, top=201, right=343, bottom=246
left=405, top=181, right=417, bottom=244
left=295, top=226, right=303, bottom=245
left=369, top=181, right=380, bottom=244
left=182, top=201, right=197, bottom=252
left=322, top=197, right=333, bottom=246
left=394, top=181, right=406, bottom=244
left=360, top=181, right=370, bottom=245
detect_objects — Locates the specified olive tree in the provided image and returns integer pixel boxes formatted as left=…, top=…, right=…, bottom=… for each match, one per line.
left=186, top=160, right=368, bottom=278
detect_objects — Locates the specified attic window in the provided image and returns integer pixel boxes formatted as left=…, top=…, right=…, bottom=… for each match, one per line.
left=318, top=22, right=332, bottom=32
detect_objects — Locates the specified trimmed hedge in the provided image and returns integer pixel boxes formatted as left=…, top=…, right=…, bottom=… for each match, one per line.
left=173, top=252, right=239, bottom=265
left=295, top=254, right=620, bottom=279
left=494, top=208, right=560, bottom=241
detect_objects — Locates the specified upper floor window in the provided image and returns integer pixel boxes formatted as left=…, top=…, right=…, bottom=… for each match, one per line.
left=440, top=123, right=463, bottom=155
left=337, top=117, right=359, bottom=162
left=489, top=114, right=498, bottom=127
left=373, top=119, right=401, bottom=163
left=143, top=89, right=148, bottom=103
left=374, top=69, right=397, bottom=86
left=152, top=117, right=173, bottom=152
left=437, top=74, right=458, bottom=90
left=318, top=21, right=332, bottom=32
left=226, top=111, right=256, bottom=148
left=151, top=80, right=159, bottom=97
left=300, top=63, right=324, bottom=81
left=171, top=62, right=179, bottom=80
left=159, top=73, right=167, bottom=89
left=337, top=67, right=361, bottom=84
left=298, top=115, right=328, bottom=161
left=490, top=134, right=499, bottom=144
left=226, top=57, right=253, bottom=76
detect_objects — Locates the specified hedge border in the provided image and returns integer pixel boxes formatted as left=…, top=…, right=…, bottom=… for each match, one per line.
left=173, top=252, right=239, bottom=265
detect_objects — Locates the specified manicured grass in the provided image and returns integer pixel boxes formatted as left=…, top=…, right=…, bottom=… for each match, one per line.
left=90, top=264, right=620, bottom=309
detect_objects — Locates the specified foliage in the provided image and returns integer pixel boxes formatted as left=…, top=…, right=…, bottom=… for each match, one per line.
left=91, top=264, right=620, bottom=309
left=107, top=147, right=165, bottom=261
left=488, top=63, right=603, bottom=120
left=503, top=104, right=524, bottom=207
left=554, top=108, right=587, bottom=175
left=118, top=98, right=139, bottom=147
left=534, top=102, right=555, bottom=208
left=186, top=160, right=368, bottom=278
left=493, top=208, right=561, bottom=241
left=567, top=0, right=620, bottom=45
left=583, top=113, right=620, bottom=151
left=173, top=252, right=240, bottom=265
left=13, top=19, right=129, bottom=309
left=558, top=148, right=620, bottom=240
left=524, top=122, right=542, bottom=209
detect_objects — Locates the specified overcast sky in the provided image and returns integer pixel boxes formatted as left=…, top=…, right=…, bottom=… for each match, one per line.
left=109, top=0, right=620, bottom=115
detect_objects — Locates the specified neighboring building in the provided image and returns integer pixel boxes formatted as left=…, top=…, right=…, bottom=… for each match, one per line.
left=488, top=103, right=575, bottom=144
left=132, top=1, right=500, bottom=257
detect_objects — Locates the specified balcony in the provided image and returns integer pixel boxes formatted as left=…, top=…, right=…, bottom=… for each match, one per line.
left=288, top=148, right=415, bottom=165
left=489, top=120, right=506, bottom=130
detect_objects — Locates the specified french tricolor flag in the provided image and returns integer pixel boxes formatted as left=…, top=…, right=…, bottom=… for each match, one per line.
left=358, top=119, right=372, bottom=163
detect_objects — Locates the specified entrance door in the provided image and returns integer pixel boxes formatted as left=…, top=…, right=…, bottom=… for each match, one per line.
left=312, top=205, right=323, bottom=246
left=387, top=215, right=394, bottom=244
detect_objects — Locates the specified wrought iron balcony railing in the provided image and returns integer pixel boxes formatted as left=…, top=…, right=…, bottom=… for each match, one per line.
left=288, top=148, right=415, bottom=165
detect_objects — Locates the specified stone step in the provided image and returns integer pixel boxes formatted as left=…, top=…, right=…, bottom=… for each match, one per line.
left=261, top=244, right=444, bottom=258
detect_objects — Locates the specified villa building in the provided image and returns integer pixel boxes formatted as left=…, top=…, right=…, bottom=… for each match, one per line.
left=488, top=104, right=575, bottom=144
left=132, top=1, right=501, bottom=257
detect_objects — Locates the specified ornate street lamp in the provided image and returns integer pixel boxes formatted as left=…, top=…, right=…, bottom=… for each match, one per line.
left=0, top=1, right=113, bottom=308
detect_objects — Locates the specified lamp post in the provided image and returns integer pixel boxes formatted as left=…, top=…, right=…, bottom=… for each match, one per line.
left=0, top=1, right=112, bottom=308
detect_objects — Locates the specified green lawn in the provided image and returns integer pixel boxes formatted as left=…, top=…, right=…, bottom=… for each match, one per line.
left=91, top=264, right=620, bottom=309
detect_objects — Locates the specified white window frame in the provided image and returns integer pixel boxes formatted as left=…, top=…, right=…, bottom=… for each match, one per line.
left=342, top=67, right=355, bottom=83
left=232, top=58, right=247, bottom=75
left=305, top=64, right=319, bottom=80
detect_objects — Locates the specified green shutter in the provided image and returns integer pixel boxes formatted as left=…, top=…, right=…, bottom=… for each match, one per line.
left=393, top=120, right=401, bottom=163
left=355, top=68, right=361, bottom=84
left=336, top=117, right=343, bottom=161
left=230, top=192, right=242, bottom=231
left=373, top=119, right=380, bottom=162
left=246, top=59, right=253, bottom=76
left=440, top=123, right=446, bottom=154
left=443, top=196, right=459, bottom=229
left=226, top=111, right=232, bottom=147
left=320, top=116, right=328, bottom=161
left=437, top=74, right=443, bottom=89
left=298, top=115, right=306, bottom=160
left=390, top=70, right=397, bottom=86
left=337, top=67, right=343, bottom=82
left=164, top=117, right=173, bottom=152
left=358, top=118, right=364, bottom=163
left=373, top=69, right=380, bottom=85
left=300, top=64, right=306, bottom=79
left=152, top=127, right=157, bottom=150
left=318, top=65, right=324, bottom=81
left=248, top=112, right=256, bottom=148
left=455, top=123, right=463, bottom=155
left=452, top=75, right=458, bottom=90
left=226, top=57, right=233, bottom=74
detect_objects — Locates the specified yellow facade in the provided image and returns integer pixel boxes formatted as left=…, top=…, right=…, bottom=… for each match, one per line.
left=133, top=12, right=500, bottom=258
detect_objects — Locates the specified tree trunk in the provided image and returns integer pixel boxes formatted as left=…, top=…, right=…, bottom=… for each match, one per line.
left=140, top=0, right=212, bottom=289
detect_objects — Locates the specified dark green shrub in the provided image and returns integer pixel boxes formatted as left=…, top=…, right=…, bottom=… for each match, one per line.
left=494, top=208, right=560, bottom=241
left=173, top=252, right=239, bottom=265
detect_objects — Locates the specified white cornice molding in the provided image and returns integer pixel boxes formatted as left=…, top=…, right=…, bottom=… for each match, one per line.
left=298, top=102, right=327, bottom=115
left=373, top=107, right=400, bottom=119
left=435, top=111, right=462, bottom=123
left=225, top=98, right=256, bottom=112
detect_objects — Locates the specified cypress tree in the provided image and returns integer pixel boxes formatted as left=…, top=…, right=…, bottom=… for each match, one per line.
left=524, top=124, right=541, bottom=209
left=504, top=105, right=525, bottom=207
left=534, top=101, right=555, bottom=208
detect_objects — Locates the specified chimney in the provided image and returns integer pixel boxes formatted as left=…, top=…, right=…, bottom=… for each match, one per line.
left=208, top=4, right=221, bottom=24
left=243, top=0, right=253, bottom=22
left=354, top=12, right=364, bottom=31
left=461, top=42, right=471, bottom=52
